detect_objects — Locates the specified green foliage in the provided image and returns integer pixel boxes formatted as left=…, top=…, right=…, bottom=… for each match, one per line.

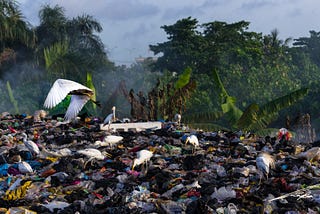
left=37, top=4, right=111, bottom=80
left=86, top=72, right=97, bottom=111
left=158, top=67, right=196, bottom=120
left=236, top=87, right=309, bottom=131
left=0, top=2, right=318, bottom=131
left=44, top=41, right=69, bottom=78
left=49, top=95, right=71, bottom=116
left=0, top=0, right=35, bottom=47
left=174, top=67, right=192, bottom=89
left=6, top=81, right=19, bottom=114
left=211, top=69, right=243, bottom=126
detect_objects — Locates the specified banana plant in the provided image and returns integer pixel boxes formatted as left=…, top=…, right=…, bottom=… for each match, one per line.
left=185, top=69, right=309, bottom=132
left=236, top=87, right=309, bottom=132
left=158, top=67, right=196, bottom=120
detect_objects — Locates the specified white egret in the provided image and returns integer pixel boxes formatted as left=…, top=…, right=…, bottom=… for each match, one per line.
left=22, top=133, right=40, bottom=157
left=77, top=148, right=111, bottom=168
left=256, top=152, right=275, bottom=184
left=132, top=149, right=153, bottom=172
left=185, top=135, right=199, bottom=153
left=174, top=113, right=182, bottom=126
left=43, top=79, right=100, bottom=122
left=93, top=135, right=123, bottom=148
left=103, top=106, right=116, bottom=127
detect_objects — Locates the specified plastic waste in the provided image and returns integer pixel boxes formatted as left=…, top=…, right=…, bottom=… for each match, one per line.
left=0, top=163, right=9, bottom=176
left=7, top=207, right=37, bottom=214
left=42, top=201, right=70, bottom=212
left=211, top=186, right=236, bottom=201
left=4, top=180, right=32, bottom=201
left=216, top=165, right=227, bottom=177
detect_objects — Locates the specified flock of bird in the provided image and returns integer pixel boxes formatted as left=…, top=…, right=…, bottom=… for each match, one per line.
left=1, top=78, right=320, bottom=213
left=41, top=79, right=320, bottom=184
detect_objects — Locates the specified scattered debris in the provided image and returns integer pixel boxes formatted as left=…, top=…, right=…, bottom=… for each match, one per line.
left=0, top=112, right=319, bottom=213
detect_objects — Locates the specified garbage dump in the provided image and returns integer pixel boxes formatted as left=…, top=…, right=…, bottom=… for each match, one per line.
left=0, top=112, right=319, bottom=213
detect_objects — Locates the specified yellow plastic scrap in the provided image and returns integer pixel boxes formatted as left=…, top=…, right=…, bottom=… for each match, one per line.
left=149, top=146, right=157, bottom=153
left=45, top=157, right=59, bottom=163
left=117, top=144, right=125, bottom=149
left=207, top=146, right=216, bottom=153
left=4, top=181, right=32, bottom=201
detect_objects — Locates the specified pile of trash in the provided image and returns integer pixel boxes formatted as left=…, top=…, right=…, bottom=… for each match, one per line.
left=0, top=112, right=319, bottom=213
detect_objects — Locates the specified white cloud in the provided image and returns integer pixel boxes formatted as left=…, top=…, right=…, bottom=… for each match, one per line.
left=16, top=0, right=320, bottom=65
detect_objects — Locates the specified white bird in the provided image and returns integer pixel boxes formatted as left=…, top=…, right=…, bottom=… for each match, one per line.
left=93, top=135, right=123, bottom=148
left=77, top=148, right=106, bottom=160
left=256, top=152, right=275, bottom=184
left=22, top=133, right=40, bottom=157
left=103, top=106, right=116, bottom=126
left=77, top=148, right=111, bottom=168
left=43, top=79, right=100, bottom=122
left=174, top=113, right=182, bottom=126
left=132, top=149, right=153, bottom=172
left=185, top=135, right=199, bottom=153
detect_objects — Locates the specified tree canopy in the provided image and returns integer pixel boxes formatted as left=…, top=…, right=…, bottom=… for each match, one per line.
left=1, top=1, right=320, bottom=133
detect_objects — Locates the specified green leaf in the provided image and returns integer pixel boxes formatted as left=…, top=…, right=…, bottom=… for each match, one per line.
left=236, top=103, right=260, bottom=130
left=86, top=72, right=96, bottom=108
left=212, top=69, right=229, bottom=99
left=174, top=67, right=192, bottom=89
left=258, top=87, right=309, bottom=118
left=237, top=87, right=309, bottom=131
left=184, top=110, right=224, bottom=123
left=6, top=81, right=19, bottom=114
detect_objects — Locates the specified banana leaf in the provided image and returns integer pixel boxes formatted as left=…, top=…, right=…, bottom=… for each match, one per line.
left=236, top=87, right=309, bottom=131
left=174, top=67, right=192, bottom=89
left=86, top=72, right=97, bottom=111
left=213, top=69, right=243, bottom=126
left=184, top=110, right=224, bottom=123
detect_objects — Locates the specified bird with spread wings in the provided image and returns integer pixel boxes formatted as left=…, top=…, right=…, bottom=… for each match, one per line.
left=44, top=79, right=100, bottom=122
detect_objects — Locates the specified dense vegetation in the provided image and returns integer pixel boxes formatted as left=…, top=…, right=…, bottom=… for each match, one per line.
left=1, top=1, right=320, bottom=133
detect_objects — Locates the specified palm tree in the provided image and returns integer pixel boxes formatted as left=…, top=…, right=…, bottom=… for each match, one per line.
left=0, top=0, right=35, bottom=75
left=36, top=4, right=67, bottom=51
left=36, top=4, right=111, bottom=81
left=0, top=0, right=35, bottom=47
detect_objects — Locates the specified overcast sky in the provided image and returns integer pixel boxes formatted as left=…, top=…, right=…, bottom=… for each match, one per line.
left=17, top=0, right=320, bottom=65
